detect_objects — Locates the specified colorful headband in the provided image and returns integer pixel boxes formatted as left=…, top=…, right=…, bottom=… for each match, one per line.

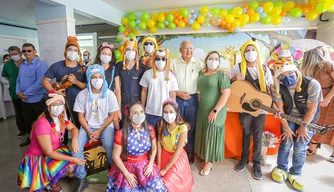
left=100, top=42, right=114, bottom=50
left=46, top=93, right=65, bottom=106
left=163, top=99, right=178, bottom=107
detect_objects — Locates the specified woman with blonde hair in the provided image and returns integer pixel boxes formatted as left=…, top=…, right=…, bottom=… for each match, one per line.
left=301, top=46, right=334, bottom=161
left=195, top=50, right=231, bottom=176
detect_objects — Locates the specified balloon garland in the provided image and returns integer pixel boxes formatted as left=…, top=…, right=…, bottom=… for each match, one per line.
left=116, top=0, right=334, bottom=41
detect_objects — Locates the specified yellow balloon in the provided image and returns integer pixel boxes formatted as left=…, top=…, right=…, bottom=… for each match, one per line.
left=240, top=14, right=250, bottom=23
left=157, top=13, right=165, bottom=22
left=240, top=22, right=247, bottom=27
left=271, top=7, right=282, bottom=16
left=152, top=13, right=158, bottom=21
left=147, top=19, right=155, bottom=28
left=251, top=13, right=261, bottom=22
left=192, top=21, right=201, bottom=30
left=197, top=15, right=206, bottom=24
left=226, top=14, right=235, bottom=23
left=233, top=7, right=243, bottom=17
left=200, top=6, right=210, bottom=15
left=219, top=10, right=228, bottom=19
left=232, top=19, right=241, bottom=28
left=178, top=20, right=186, bottom=28
left=284, top=1, right=295, bottom=12
left=324, top=0, right=334, bottom=10
left=271, top=15, right=282, bottom=25
left=263, top=2, right=274, bottom=13
left=150, top=26, right=157, bottom=34
left=306, top=10, right=319, bottom=21
left=121, top=17, right=129, bottom=25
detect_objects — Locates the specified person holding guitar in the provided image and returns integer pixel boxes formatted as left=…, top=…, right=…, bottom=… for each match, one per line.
left=271, top=58, right=322, bottom=192
left=42, top=36, right=87, bottom=145
left=230, top=38, right=273, bottom=180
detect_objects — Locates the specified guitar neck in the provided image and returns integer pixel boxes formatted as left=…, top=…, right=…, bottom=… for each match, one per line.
left=259, top=104, right=307, bottom=126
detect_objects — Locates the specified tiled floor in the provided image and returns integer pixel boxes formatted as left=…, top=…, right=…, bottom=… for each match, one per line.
left=1, top=116, right=334, bottom=192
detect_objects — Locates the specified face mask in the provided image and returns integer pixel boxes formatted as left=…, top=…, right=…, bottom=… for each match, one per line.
left=156, top=60, right=166, bottom=70
left=83, top=56, right=89, bottom=61
left=132, top=113, right=145, bottom=125
left=100, top=55, right=112, bottom=64
left=126, top=51, right=136, bottom=60
left=280, top=74, right=297, bottom=87
left=11, top=55, right=20, bottom=62
left=244, top=51, right=258, bottom=62
left=51, top=105, right=64, bottom=117
left=207, top=60, right=219, bottom=70
left=163, top=113, right=176, bottom=124
left=144, top=45, right=155, bottom=54
left=91, top=78, right=104, bottom=89
left=67, top=51, right=79, bottom=61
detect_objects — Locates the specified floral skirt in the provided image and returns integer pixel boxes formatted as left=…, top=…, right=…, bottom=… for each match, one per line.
left=107, top=159, right=167, bottom=192
left=17, top=145, right=74, bottom=192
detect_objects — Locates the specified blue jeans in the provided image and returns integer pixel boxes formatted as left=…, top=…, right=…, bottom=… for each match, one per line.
left=146, top=114, right=162, bottom=128
left=176, top=94, right=198, bottom=153
left=277, top=121, right=315, bottom=175
left=72, top=126, right=115, bottom=179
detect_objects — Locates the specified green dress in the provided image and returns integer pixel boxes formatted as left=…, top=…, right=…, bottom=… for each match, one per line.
left=195, top=71, right=231, bottom=163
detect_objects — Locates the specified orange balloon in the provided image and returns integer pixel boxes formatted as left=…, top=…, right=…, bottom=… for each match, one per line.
left=295, top=4, right=302, bottom=8
left=308, top=4, right=315, bottom=10
left=165, top=12, right=169, bottom=17
left=177, top=15, right=182, bottom=20
left=228, top=27, right=234, bottom=32
left=302, top=7, right=309, bottom=14
left=260, top=2, right=265, bottom=7
left=225, top=23, right=232, bottom=29
left=174, top=18, right=179, bottom=25
left=220, top=20, right=226, bottom=28
left=280, top=10, right=287, bottom=16
left=243, top=4, right=249, bottom=9
left=174, top=13, right=179, bottom=18
left=124, top=31, right=129, bottom=36
left=247, top=8, right=255, bottom=16
left=183, top=17, right=188, bottom=23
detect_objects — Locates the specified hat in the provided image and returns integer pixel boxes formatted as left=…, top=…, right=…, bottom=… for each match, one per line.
left=100, top=42, right=114, bottom=50
left=141, top=35, right=158, bottom=56
left=86, top=64, right=108, bottom=102
left=278, top=50, right=292, bottom=58
left=272, top=59, right=302, bottom=98
left=240, top=38, right=267, bottom=93
left=119, top=38, right=140, bottom=70
left=152, top=47, right=171, bottom=81
left=46, top=93, right=65, bottom=106
left=64, top=36, right=83, bottom=67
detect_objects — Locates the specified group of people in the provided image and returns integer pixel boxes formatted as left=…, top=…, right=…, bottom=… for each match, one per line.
left=0, top=34, right=333, bottom=192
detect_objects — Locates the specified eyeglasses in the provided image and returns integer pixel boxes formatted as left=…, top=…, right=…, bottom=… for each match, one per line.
left=59, top=131, right=64, bottom=142
left=22, top=50, right=33, bottom=53
left=155, top=57, right=167, bottom=61
left=144, top=42, right=155, bottom=46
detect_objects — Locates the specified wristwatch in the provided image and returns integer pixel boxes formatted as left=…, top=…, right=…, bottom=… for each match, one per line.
left=213, top=109, right=217, bottom=113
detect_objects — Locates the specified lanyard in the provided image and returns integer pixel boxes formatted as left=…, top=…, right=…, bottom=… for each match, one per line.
left=108, top=66, right=115, bottom=90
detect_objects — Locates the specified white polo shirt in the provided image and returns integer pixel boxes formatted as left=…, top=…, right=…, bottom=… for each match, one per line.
left=170, top=57, right=204, bottom=95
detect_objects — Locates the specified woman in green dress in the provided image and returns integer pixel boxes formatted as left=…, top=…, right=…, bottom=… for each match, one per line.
left=195, top=51, right=231, bottom=176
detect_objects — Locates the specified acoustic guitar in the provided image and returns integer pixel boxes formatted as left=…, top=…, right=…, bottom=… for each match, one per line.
left=226, top=80, right=333, bottom=134
left=52, top=67, right=86, bottom=90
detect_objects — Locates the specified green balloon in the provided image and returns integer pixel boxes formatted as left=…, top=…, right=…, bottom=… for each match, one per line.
left=129, top=21, right=136, bottom=29
left=128, top=13, right=137, bottom=21
left=116, top=36, right=123, bottom=42
left=157, top=22, right=165, bottom=30
left=141, top=12, right=150, bottom=22
left=138, top=21, right=147, bottom=30
left=180, top=8, right=189, bottom=17
left=167, top=14, right=174, bottom=22
left=275, top=1, right=284, bottom=8
left=228, top=8, right=233, bottom=14
left=115, top=50, right=121, bottom=59
left=118, top=25, right=125, bottom=32
left=290, top=8, right=302, bottom=18
left=316, top=2, right=326, bottom=13
left=168, top=22, right=176, bottom=30
left=128, top=33, right=136, bottom=39
left=211, top=7, right=220, bottom=16
left=250, top=1, right=259, bottom=9
left=261, top=15, right=271, bottom=24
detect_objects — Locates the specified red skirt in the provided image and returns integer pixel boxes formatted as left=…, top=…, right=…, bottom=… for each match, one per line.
left=160, top=148, right=194, bottom=192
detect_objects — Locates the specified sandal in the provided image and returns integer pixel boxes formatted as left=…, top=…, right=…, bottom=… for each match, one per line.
left=329, top=154, right=334, bottom=163
left=199, top=162, right=212, bottom=176
left=46, top=183, right=62, bottom=192
left=288, top=174, right=304, bottom=192
left=306, top=141, right=321, bottom=156
left=271, top=167, right=288, bottom=183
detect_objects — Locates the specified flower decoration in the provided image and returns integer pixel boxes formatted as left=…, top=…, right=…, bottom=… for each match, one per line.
left=262, top=131, right=280, bottom=148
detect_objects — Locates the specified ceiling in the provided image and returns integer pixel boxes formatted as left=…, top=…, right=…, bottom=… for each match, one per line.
left=102, top=0, right=253, bottom=12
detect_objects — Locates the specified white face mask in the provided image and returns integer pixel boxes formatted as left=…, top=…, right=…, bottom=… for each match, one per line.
left=144, top=45, right=155, bottom=54
left=91, top=78, right=104, bottom=90
left=100, top=55, right=112, bottom=64
left=156, top=60, right=166, bottom=70
left=67, top=51, right=79, bottom=61
left=163, top=113, right=176, bottom=124
left=51, top=105, right=64, bottom=117
left=11, top=55, right=20, bottom=62
left=126, top=51, right=136, bottom=60
left=207, top=60, right=219, bottom=70
left=132, top=113, right=145, bottom=125
left=244, top=51, right=258, bottom=62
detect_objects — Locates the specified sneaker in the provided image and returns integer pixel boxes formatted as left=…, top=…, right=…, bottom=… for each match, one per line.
left=252, top=164, right=263, bottom=180
left=17, top=131, right=26, bottom=138
left=288, top=174, right=304, bottom=192
left=328, top=154, right=334, bottom=163
left=234, top=159, right=249, bottom=172
left=271, top=167, right=288, bottom=183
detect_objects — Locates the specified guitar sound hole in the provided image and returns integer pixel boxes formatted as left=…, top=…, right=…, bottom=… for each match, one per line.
left=242, top=103, right=257, bottom=112
left=251, top=100, right=261, bottom=108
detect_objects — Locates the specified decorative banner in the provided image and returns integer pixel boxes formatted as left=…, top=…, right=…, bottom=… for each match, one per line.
left=116, top=0, right=334, bottom=40
left=268, top=39, right=334, bottom=69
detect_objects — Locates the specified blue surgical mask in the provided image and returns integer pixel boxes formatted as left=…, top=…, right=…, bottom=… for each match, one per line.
left=280, top=74, right=297, bottom=87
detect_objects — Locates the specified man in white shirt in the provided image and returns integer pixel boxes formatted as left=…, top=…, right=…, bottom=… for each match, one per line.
left=170, top=40, right=204, bottom=164
left=72, top=64, right=119, bottom=191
